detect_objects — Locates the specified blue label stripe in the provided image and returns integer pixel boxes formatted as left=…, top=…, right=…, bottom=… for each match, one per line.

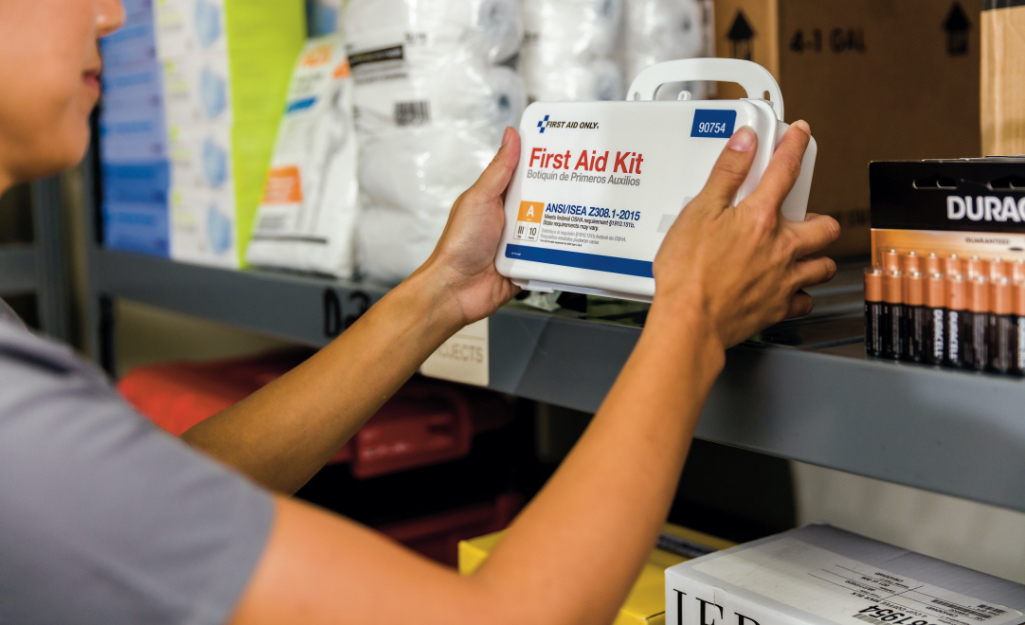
left=691, top=109, right=737, bottom=138
left=505, top=244, right=653, bottom=278
left=286, top=97, right=317, bottom=113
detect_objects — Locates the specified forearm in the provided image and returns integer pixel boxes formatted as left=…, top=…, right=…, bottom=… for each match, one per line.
left=182, top=266, right=465, bottom=493
left=475, top=305, right=724, bottom=624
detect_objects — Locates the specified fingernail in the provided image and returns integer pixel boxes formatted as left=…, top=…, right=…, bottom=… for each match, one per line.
left=727, top=126, right=755, bottom=152
left=501, top=126, right=513, bottom=147
left=794, top=120, right=811, bottom=135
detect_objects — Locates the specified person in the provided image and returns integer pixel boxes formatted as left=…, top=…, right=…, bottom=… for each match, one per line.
left=0, top=1, right=839, bottom=623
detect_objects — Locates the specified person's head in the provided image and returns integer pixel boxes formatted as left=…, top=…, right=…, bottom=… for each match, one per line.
left=0, top=0, right=125, bottom=192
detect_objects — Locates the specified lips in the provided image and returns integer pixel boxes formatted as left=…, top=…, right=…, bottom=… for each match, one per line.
left=83, top=70, right=102, bottom=93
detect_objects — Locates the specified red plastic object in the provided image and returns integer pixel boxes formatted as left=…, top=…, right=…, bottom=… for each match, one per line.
left=378, top=493, right=523, bottom=567
left=117, top=350, right=512, bottom=474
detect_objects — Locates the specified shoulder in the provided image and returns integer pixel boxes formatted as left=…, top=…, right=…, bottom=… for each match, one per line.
left=0, top=323, right=274, bottom=625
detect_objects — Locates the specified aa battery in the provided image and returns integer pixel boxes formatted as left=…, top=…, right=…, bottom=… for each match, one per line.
left=902, top=251, right=921, bottom=275
left=944, top=253, right=963, bottom=278
left=967, top=255, right=987, bottom=280
left=946, top=274, right=968, bottom=368
left=865, top=251, right=1025, bottom=376
left=989, top=277, right=1017, bottom=374
left=925, top=272, right=946, bottom=366
left=990, top=258, right=1010, bottom=284
left=882, top=270, right=904, bottom=359
left=864, top=268, right=884, bottom=357
left=1013, top=258, right=1025, bottom=284
left=968, top=276, right=990, bottom=371
left=882, top=248, right=901, bottom=274
left=903, top=271, right=926, bottom=363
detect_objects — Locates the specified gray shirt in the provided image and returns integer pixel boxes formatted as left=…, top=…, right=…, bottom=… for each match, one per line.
left=0, top=303, right=273, bottom=624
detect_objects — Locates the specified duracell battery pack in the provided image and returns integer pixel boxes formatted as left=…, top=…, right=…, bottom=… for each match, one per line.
left=666, top=524, right=1025, bottom=625
left=870, top=158, right=1025, bottom=261
left=495, top=59, right=817, bottom=302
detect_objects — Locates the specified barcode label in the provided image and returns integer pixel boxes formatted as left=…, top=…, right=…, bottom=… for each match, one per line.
left=931, top=599, right=1007, bottom=620
left=394, top=100, right=430, bottom=126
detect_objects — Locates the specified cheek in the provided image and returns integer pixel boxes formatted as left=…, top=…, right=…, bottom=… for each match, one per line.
left=0, top=1, right=95, bottom=177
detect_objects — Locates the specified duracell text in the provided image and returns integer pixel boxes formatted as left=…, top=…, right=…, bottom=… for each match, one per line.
left=865, top=249, right=1025, bottom=375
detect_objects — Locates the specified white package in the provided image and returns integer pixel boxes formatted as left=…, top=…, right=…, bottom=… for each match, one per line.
left=521, top=0, right=623, bottom=61
left=169, top=186, right=239, bottom=268
left=622, top=0, right=714, bottom=100
left=345, top=0, right=522, bottom=283
left=344, top=0, right=523, bottom=64
left=358, top=128, right=496, bottom=219
left=520, top=58, right=624, bottom=103
left=350, top=59, right=526, bottom=137
left=246, top=36, right=359, bottom=277
left=356, top=205, right=450, bottom=284
left=155, top=0, right=228, bottom=60
left=161, top=52, right=233, bottom=128
left=666, top=524, right=1025, bottom=625
left=519, top=0, right=625, bottom=102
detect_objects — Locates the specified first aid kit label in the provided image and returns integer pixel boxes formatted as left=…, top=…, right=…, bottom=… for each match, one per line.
left=691, top=109, right=737, bottom=139
left=692, top=538, right=1024, bottom=625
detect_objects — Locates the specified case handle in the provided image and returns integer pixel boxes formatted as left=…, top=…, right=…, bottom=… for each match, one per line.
left=626, top=58, right=785, bottom=121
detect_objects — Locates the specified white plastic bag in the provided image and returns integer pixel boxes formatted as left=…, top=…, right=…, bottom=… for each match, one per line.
left=246, top=35, right=359, bottom=277
left=344, top=0, right=524, bottom=283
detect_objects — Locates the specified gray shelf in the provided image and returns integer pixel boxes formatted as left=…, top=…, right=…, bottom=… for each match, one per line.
left=86, top=249, right=1025, bottom=513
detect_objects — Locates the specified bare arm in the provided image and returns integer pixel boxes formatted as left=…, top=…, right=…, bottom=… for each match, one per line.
left=181, top=131, right=522, bottom=494
left=226, top=122, right=840, bottom=625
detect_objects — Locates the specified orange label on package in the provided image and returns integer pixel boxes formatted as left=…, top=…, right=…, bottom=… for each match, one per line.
left=301, top=44, right=332, bottom=68
left=263, top=166, right=303, bottom=205
left=517, top=201, right=545, bottom=223
left=333, top=61, right=351, bottom=79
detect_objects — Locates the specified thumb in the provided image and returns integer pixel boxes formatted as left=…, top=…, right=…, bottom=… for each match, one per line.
left=697, top=126, right=758, bottom=209
left=469, top=127, right=521, bottom=200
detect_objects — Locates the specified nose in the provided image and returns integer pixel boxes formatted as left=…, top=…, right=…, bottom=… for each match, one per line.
left=96, top=0, right=127, bottom=38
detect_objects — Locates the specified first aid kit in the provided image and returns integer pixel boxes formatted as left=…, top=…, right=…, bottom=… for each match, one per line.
left=496, top=58, right=817, bottom=302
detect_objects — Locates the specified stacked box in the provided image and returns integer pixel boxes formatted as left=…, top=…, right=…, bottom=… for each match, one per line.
left=99, top=0, right=171, bottom=256
left=153, top=0, right=305, bottom=267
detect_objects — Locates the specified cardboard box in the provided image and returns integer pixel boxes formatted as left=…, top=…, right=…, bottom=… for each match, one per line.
left=714, top=0, right=982, bottom=256
left=667, top=524, right=1025, bottom=625
left=981, top=1, right=1025, bottom=156
left=458, top=524, right=734, bottom=625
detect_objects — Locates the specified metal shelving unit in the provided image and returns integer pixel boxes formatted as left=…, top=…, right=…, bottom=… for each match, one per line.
left=0, top=177, right=71, bottom=341
left=83, top=232, right=1025, bottom=513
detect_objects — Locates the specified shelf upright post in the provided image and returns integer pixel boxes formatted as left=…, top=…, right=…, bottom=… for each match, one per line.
left=29, top=176, right=71, bottom=342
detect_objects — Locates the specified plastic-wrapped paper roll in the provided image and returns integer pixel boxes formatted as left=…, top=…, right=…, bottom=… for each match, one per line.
left=352, top=62, right=525, bottom=136
left=358, top=128, right=495, bottom=220
left=623, top=0, right=710, bottom=99
left=419, top=65, right=526, bottom=129
left=521, top=58, right=624, bottom=102
left=521, top=0, right=623, bottom=61
left=357, top=205, right=450, bottom=284
left=344, top=0, right=523, bottom=64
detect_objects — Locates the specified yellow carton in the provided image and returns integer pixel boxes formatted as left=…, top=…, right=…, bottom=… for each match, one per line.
left=458, top=524, right=734, bottom=625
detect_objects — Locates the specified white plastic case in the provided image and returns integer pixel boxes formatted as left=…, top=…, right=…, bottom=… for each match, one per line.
left=495, top=58, right=817, bottom=302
